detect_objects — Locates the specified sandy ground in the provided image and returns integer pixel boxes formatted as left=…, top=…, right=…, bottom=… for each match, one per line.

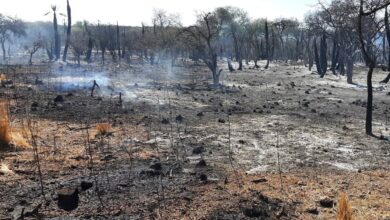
left=0, top=60, right=389, bottom=219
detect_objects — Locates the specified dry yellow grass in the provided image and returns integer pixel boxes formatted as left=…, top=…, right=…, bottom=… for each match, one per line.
left=10, top=132, right=30, bottom=148
left=0, top=100, right=11, bottom=149
left=337, top=193, right=354, bottom=220
left=0, top=73, right=6, bottom=82
left=0, top=100, right=30, bottom=149
left=95, top=123, right=111, bottom=136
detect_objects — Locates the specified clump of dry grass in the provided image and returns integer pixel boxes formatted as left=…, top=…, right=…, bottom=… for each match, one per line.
left=0, top=73, right=6, bottom=82
left=0, top=100, right=11, bottom=149
left=11, top=131, right=30, bottom=148
left=0, top=100, right=30, bottom=149
left=337, top=192, right=353, bottom=220
left=95, top=123, right=111, bottom=136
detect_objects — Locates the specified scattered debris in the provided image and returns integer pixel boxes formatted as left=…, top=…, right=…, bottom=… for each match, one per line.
left=319, top=197, right=335, bottom=208
left=57, top=188, right=79, bottom=211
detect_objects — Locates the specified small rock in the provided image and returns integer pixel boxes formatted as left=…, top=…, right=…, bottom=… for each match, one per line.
left=199, top=173, right=208, bottom=182
left=175, top=115, right=184, bottom=122
left=197, top=112, right=204, bottom=117
left=150, top=162, right=162, bottom=171
left=196, top=159, right=207, bottom=167
left=251, top=178, right=267, bottom=184
left=242, top=206, right=268, bottom=218
left=80, top=181, right=93, bottom=191
left=306, top=207, right=319, bottom=215
left=31, top=102, right=39, bottom=108
left=319, top=197, right=334, bottom=208
left=140, top=169, right=160, bottom=177
left=54, top=95, right=64, bottom=103
left=192, top=146, right=204, bottom=154
left=161, top=118, right=170, bottom=124
left=218, top=118, right=225, bottom=123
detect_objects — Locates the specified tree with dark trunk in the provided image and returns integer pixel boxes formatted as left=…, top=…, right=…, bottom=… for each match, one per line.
left=385, top=6, right=390, bottom=70
left=62, top=0, right=72, bottom=62
left=330, top=31, right=340, bottom=74
left=51, top=6, right=61, bottom=60
left=319, top=32, right=327, bottom=77
left=358, top=0, right=390, bottom=136
left=216, top=7, right=249, bottom=71
left=25, top=36, right=43, bottom=65
left=313, top=38, right=321, bottom=74
left=265, top=19, right=270, bottom=69
left=84, top=21, right=93, bottom=63
left=183, top=12, right=223, bottom=88
left=116, top=22, right=121, bottom=59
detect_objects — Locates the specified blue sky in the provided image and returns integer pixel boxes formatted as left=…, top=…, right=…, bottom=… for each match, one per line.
left=0, top=0, right=318, bottom=26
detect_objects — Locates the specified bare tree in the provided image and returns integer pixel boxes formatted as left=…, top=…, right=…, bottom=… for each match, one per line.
left=84, top=21, right=94, bottom=63
left=183, top=12, right=223, bottom=88
left=70, top=27, right=88, bottom=66
left=48, top=6, right=61, bottom=60
left=24, top=34, right=44, bottom=65
left=265, top=19, right=270, bottom=69
left=358, top=0, right=390, bottom=135
left=0, top=14, right=25, bottom=62
left=62, top=0, right=72, bottom=62
left=216, top=7, right=249, bottom=70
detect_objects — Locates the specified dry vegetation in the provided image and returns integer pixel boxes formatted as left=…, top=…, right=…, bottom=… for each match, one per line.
left=0, top=100, right=11, bottom=149
left=337, top=193, right=353, bottom=220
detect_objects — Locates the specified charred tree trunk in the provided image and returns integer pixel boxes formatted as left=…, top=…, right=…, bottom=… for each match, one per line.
left=150, top=52, right=155, bottom=65
left=1, top=39, right=6, bottom=62
left=210, top=56, right=222, bottom=88
left=233, top=33, right=242, bottom=71
left=121, top=29, right=126, bottom=59
left=228, top=59, right=235, bottom=72
left=313, top=38, right=321, bottom=74
left=319, top=32, right=327, bottom=78
left=101, top=48, right=105, bottom=64
left=357, top=0, right=385, bottom=136
left=346, top=55, right=354, bottom=84
left=53, top=11, right=61, bottom=61
left=116, top=22, right=121, bottom=59
left=85, top=23, right=93, bottom=63
left=337, top=32, right=346, bottom=76
left=270, top=30, right=275, bottom=61
left=46, top=42, right=54, bottom=61
left=308, top=37, right=314, bottom=71
left=265, top=19, right=270, bottom=69
left=365, top=66, right=374, bottom=135
left=331, top=32, right=339, bottom=75
left=62, top=0, right=71, bottom=62
left=385, top=7, right=390, bottom=70
left=28, top=53, right=33, bottom=65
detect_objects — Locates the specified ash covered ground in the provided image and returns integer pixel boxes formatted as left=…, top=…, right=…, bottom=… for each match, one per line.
left=0, top=61, right=389, bottom=219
